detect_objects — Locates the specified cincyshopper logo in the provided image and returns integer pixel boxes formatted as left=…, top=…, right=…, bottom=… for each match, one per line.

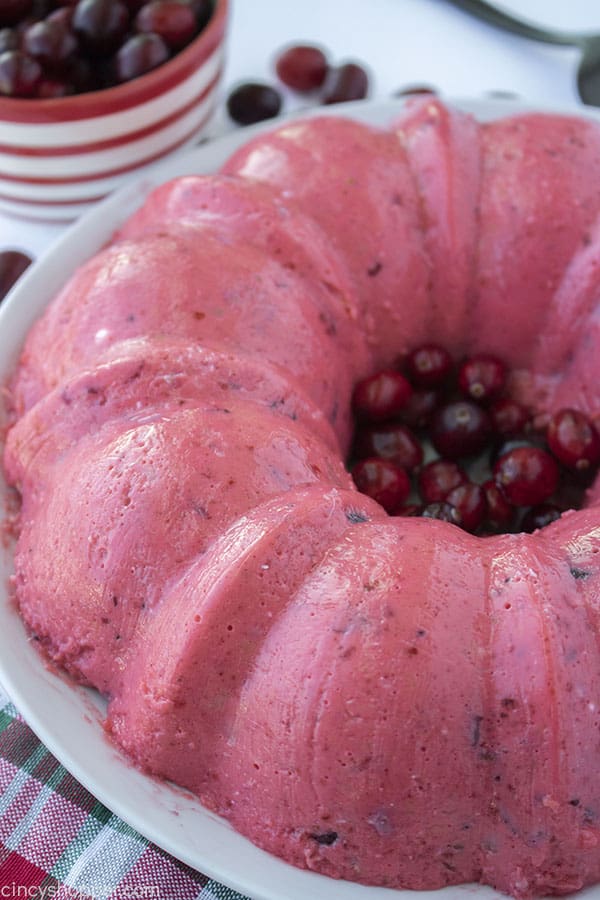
left=0, top=887, right=160, bottom=899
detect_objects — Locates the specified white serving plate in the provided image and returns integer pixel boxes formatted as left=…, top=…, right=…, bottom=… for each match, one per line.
left=1, top=97, right=599, bottom=900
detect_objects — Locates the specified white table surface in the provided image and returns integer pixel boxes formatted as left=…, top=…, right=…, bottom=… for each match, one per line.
left=2, top=0, right=600, bottom=259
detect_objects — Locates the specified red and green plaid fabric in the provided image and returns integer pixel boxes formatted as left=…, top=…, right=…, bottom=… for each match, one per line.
left=0, top=686, right=250, bottom=900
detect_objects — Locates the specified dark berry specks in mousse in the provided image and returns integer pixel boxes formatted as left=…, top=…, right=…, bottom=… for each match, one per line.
left=348, top=345, right=600, bottom=535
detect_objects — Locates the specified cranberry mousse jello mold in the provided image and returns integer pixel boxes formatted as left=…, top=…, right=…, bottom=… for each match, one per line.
left=3, top=97, right=600, bottom=900
left=0, top=0, right=228, bottom=221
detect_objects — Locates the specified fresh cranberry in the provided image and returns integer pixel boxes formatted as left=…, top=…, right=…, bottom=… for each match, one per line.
left=0, top=250, right=32, bottom=301
left=482, top=479, right=514, bottom=531
left=275, top=44, right=328, bottom=92
left=490, top=397, right=530, bottom=437
left=458, top=354, right=506, bottom=404
left=494, top=446, right=559, bottom=507
left=352, top=370, right=412, bottom=423
left=405, top=343, right=453, bottom=388
left=396, top=503, right=423, bottom=517
left=421, top=501, right=460, bottom=524
left=547, top=408, right=600, bottom=471
left=67, top=54, right=94, bottom=91
left=399, top=387, right=439, bottom=429
left=114, top=32, right=169, bottom=82
left=352, top=458, right=410, bottom=514
left=181, top=0, right=212, bottom=27
left=322, top=61, right=368, bottom=104
left=354, top=422, right=423, bottom=471
left=136, top=0, right=198, bottom=51
left=0, top=29, right=19, bottom=53
left=73, top=0, right=130, bottom=57
left=0, top=49, right=41, bottom=96
left=520, top=503, right=562, bottom=533
left=0, top=0, right=33, bottom=27
left=37, top=74, right=74, bottom=96
left=418, top=459, right=468, bottom=504
left=227, top=81, right=282, bottom=125
left=446, top=483, right=487, bottom=533
left=23, top=18, right=78, bottom=68
left=394, top=83, right=437, bottom=96
left=431, top=400, right=492, bottom=459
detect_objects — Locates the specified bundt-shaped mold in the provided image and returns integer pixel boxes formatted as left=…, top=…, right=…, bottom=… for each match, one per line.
left=4, top=98, right=600, bottom=899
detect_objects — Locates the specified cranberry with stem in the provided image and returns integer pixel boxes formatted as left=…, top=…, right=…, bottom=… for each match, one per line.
left=431, top=400, right=492, bottom=459
left=547, top=408, right=600, bottom=471
left=458, top=354, right=506, bottom=404
left=405, top=343, right=453, bottom=388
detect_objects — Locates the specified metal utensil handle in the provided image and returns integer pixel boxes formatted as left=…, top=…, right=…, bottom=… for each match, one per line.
left=445, top=0, right=582, bottom=47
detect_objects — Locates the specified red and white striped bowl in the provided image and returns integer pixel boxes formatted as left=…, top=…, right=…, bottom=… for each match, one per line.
left=0, top=0, right=228, bottom=222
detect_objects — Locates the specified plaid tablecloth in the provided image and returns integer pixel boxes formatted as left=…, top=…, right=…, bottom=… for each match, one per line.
left=0, top=685, right=250, bottom=900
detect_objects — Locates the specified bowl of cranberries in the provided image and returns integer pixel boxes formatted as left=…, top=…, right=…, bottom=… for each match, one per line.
left=0, top=0, right=228, bottom=220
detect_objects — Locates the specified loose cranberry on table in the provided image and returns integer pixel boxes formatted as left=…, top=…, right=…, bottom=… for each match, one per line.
left=493, top=446, right=559, bottom=507
left=351, top=458, right=410, bottom=514
left=0, top=250, right=33, bottom=302
left=547, top=408, right=600, bottom=471
left=352, top=370, right=412, bottom=423
left=322, top=61, right=368, bottom=104
left=227, top=82, right=282, bottom=125
left=275, top=43, right=328, bottom=92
